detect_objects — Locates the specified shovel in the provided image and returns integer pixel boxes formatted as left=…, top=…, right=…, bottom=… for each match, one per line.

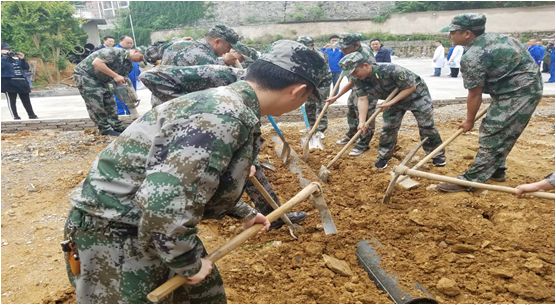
left=386, top=106, right=489, bottom=195
left=302, top=75, right=345, bottom=160
left=318, top=88, right=400, bottom=182
left=147, top=182, right=325, bottom=303
left=300, top=104, right=323, bottom=151
left=267, top=115, right=290, bottom=164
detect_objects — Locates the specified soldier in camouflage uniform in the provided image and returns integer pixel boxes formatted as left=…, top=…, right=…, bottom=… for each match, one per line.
left=230, top=42, right=260, bottom=69
left=296, top=36, right=333, bottom=134
left=334, top=33, right=378, bottom=156
left=73, top=48, right=144, bottom=136
left=336, top=52, right=446, bottom=169
left=63, top=40, right=327, bottom=303
left=437, top=13, right=543, bottom=192
left=140, top=65, right=246, bottom=106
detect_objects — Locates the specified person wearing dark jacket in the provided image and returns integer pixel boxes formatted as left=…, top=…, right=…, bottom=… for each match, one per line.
left=369, top=38, right=391, bottom=63
left=1, top=42, right=38, bottom=120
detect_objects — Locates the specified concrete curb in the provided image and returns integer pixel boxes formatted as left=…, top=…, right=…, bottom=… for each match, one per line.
left=2, top=95, right=553, bottom=133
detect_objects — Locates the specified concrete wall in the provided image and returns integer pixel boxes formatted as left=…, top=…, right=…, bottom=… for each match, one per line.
left=82, top=23, right=101, bottom=46
left=151, top=5, right=555, bottom=42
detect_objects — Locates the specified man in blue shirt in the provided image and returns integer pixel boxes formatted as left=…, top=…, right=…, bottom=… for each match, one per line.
left=114, top=35, right=141, bottom=115
left=527, top=39, right=545, bottom=67
left=321, top=35, right=344, bottom=89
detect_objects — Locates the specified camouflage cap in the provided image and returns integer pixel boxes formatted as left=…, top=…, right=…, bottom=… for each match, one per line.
left=259, top=40, right=327, bottom=98
left=338, top=33, right=363, bottom=48
left=339, top=52, right=367, bottom=75
left=447, top=13, right=486, bottom=32
left=207, top=24, right=240, bottom=45
left=296, top=36, right=314, bottom=47
left=233, top=42, right=259, bottom=61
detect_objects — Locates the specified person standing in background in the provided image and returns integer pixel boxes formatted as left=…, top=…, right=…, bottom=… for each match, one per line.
left=369, top=38, right=391, bottom=63
left=1, top=42, right=38, bottom=120
left=321, top=34, right=344, bottom=88
left=527, top=39, right=545, bottom=67
left=432, top=41, right=445, bottom=77
left=114, top=35, right=141, bottom=115
left=547, top=42, right=555, bottom=83
left=447, top=44, right=464, bottom=77
left=94, top=36, right=115, bottom=51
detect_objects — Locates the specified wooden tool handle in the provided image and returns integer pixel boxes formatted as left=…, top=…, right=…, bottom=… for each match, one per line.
left=326, top=88, right=400, bottom=168
left=248, top=176, right=294, bottom=226
left=147, top=182, right=321, bottom=303
left=413, top=106, right=489, bottom=169
left=395, top=166, right=555, bottom=200
left=303, top=75, right=345, bottom=151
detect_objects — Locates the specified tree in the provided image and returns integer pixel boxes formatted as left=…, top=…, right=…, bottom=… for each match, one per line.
left=109, top=1, right=209, bottom=46
left=394, top=1, right=553, bottom=13
left=1, top=1, right=87, bottom=82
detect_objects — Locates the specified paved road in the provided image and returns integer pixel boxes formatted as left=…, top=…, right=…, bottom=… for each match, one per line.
left=1, top=58, right=554, bottom=121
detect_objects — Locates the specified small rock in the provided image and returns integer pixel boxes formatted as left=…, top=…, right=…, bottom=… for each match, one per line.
left=426, top=184, right=438, bottom=192
left=438, top=241, right=448, bottom=248
left=451, top=243, right=478, bottom=253
left=27, top=183, right=37, bottom=192
left=436, top=277, right=460, bottom=296
left=481, top=240, right=491, bottom=249
left=323, top=254, right=352, bottom=276
left=77, top=170, right=84, bottom=176
left=2, top=241, right=8, bottom=246
left=271, top=240, right=282, bottom=247
left=524, top=258, right=544, bottom=274
left=228, top=225, right=237, bottom=231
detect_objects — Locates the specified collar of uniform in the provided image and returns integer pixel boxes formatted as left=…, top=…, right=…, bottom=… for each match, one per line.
left=228, top=81, right=261, bottom=119
left=371, top=64, right=381, bottom=80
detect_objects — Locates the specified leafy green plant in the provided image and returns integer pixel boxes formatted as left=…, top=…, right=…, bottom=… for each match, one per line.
left=1, top=1, right=87, bottom=82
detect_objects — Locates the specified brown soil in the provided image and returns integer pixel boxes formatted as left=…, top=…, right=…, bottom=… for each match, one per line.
left=1, top=98, right=554, bottom=304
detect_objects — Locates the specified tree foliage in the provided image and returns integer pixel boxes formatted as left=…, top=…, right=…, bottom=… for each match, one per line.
left=394, top=1, right=553, bottom=13
left=1, top=1, right=87, bottom=81
left=109, top=1, right=209, bottom=46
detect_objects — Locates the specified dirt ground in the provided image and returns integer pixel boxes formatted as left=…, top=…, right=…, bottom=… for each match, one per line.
left=1, top=98, right=554, bottom=304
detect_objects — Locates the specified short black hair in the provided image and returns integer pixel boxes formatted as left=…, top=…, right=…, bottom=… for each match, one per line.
left=329, top=34, right=339, bottom=40
left=245, top=60, right=315, bottom=92
left=119, top=35, right=132, bottom=42
left=471, top=29, right=485, bottom=36
left=103, top=36, right=115, bottom=41
left=370, top=38, right=381, bottom=43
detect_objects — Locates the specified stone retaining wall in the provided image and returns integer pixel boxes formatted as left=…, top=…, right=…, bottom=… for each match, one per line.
left=1, top=98, right=493, bottom=133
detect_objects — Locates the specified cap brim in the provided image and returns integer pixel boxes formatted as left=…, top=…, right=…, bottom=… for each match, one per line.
left=447, top=24, right=463, bottom=32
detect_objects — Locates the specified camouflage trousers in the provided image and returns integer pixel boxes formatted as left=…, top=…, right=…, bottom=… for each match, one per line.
left=74, top=74, right=125, bottom=133
left=462, top=91, right=542, bottom=182
left=378, top=93, right=444, bottom=160
left=305, top=94, right=328, bottom=133
left=244, top=164, right=280, bottom=215
left=64, top=208, right=226, bottom=304
left=346, top=90, right=377, bottom=150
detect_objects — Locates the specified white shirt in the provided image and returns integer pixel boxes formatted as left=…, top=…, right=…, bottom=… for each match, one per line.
left=432, top=45, right=445, bottom=68
left=447, top=45, right=464, bottom=69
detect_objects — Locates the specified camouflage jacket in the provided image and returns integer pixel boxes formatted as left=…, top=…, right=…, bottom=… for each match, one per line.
left=74, top=48, right=133, bottom=83
left=461, top=33, right=542, bottom=97
left=353, top=63, right=429, bottom=101
left=139, top=65, right=246, bottom=104
left=160, top=40, right=195, bottom=65
left=161, top=38, right=224, bottom=66
left=69, top=81, right=261, bottom=276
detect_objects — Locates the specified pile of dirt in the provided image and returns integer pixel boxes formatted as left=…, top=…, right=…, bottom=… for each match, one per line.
left=1, top=98, right=554, bottom=304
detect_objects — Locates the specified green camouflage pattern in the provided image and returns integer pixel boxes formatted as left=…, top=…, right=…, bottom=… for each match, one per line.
left=232, top=42, right=259, bottom=68
left=296, top=36, right=314, bottom=46
left=345, top=91, right=377, bottom=150
left=304, top=45, right=332, bottom=132
left=161, top=39, right=224, bottom=66
left=448, top=13, right=486, bottom=32
left=74, top=48, right=133, bottom=84
left=207, top=24, right=240, bottom=45
left=458, top=32, right=543, bottom=182
left=460, top=33, right=542, bottom=96
left=259, top=40, right=328, bottom=93
left=351, top=63, right=445, bottom=159
left=159, top=40, right=194, bottom=65
left=139, top=65, right=246, bottom=107
left=65, top=81, right=263, bottom=303
left=339, top=52, right=367, bottom=75
left=338, top=33, right=363, bottom=48
left=64, top=208, right=226, bottom=303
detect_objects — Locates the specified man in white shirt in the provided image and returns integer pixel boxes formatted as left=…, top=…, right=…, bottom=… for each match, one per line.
left=432, top=41, right=445, bottom=77
left=447, top=44, right=464, bottom=77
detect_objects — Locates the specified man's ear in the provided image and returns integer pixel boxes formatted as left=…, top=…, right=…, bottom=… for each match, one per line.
left=291, top=83, right=310, bottom=99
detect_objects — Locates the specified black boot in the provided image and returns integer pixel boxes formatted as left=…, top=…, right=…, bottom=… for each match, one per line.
left=490, top=168, right=506, bottom=182
left=269, top=211, right=306, bottom=230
